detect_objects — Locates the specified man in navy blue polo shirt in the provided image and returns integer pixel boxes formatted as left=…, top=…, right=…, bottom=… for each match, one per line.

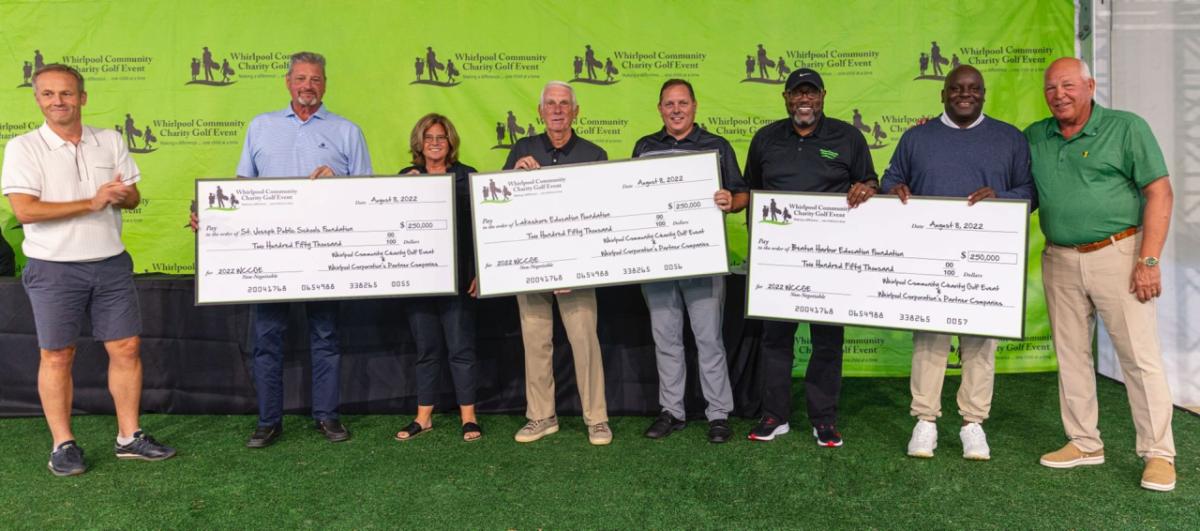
left=744, top=68, right=878, bottom=446
left=878, top=65, right=1033, bottom=461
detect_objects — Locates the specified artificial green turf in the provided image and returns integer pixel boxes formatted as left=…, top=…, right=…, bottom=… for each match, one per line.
left=1, top=373, right=1195, bottom=529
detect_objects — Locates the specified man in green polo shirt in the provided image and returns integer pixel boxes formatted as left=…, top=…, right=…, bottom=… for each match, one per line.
left=1026, top=57, right=1176, bottom=492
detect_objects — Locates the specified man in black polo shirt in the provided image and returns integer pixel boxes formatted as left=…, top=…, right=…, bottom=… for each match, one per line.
left=744, top=68, right=878, bottom=446
left=504, top=81, right=613, bottom=446
left=631, top=79, right=747, bottom=443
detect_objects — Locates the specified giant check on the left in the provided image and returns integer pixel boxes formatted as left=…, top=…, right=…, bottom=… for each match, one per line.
left=195, top=176, right=457, bottom=305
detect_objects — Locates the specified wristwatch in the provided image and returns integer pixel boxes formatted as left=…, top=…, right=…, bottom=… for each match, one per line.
left=1139, top=256, right=1160, bottom=267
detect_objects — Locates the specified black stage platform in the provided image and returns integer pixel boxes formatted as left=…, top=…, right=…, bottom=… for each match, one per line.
left=0, top=276, right=762, bottom=418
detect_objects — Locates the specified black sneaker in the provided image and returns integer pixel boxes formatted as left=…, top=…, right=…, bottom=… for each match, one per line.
left=114, top=431, right=177, bottom=461
left=644, top=411, right=686, bottom=439
left=247, top=424, right=282, bottom=448
left=315, top=419, right=350, bottom=443
left=707, top=419, right=733, bottom=444
left=48, top=440, right=87, bottom=477
left=748, top=416, right=790, bottom=441
left=813, top=424, right=844, bottom=447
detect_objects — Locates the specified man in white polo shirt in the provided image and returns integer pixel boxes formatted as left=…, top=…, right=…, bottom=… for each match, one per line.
left=1, top=64, right=176, bottom=477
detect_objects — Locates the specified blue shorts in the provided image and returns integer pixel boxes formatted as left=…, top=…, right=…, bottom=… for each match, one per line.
left=22, top=252, right=142, bottom=350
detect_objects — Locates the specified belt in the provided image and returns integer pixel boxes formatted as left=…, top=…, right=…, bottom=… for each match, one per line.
left=1071, top=227, right=1139, bottom=253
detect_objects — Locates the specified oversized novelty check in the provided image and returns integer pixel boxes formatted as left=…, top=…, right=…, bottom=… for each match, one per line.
left=470, top=151, right=729, bottom=297
left=746, top=192, right=1030, bottom=339
left=195, top=175, right=457, bottom=304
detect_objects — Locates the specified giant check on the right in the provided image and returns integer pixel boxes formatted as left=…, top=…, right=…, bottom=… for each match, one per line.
left=746, top=192, right=1030, bottom=339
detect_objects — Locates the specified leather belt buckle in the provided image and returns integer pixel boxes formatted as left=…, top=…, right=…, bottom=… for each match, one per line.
left=1073, top=227, right=1138, bottom=253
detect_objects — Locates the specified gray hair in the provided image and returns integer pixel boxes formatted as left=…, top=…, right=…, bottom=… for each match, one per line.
left=1048, top=57, right=1092, bottom=81
left=32, top=63, right=85, bottom=93
left=1078, top=60, right=1092, bottom=80
left=288, top=51, right=326, bottom=76
left=539, top=80, right=576, bottom=107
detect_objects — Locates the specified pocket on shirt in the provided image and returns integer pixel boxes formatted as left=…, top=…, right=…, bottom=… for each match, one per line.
left=92, top=164, right=116, bottom=182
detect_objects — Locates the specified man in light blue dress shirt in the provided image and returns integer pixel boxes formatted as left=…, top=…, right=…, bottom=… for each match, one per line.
left=236, top=51, right=372, bottom=448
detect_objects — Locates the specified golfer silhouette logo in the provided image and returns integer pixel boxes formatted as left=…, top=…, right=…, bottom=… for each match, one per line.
left=740, top=44, right=785, bottom=85
left=16, top=49, right=46, bottom=88
left=914, top=40, right=951, bottom=81
left=569, top=45, right=618, bottom=85
left=492, top=111, right=535, bottom=149
left=852, top=109, right=888, bottom=149
left=116, top=113, right=158, bottom=154
left=187, top=46, right=236, bottom=86
left=481, top=178, right=513, bottom=204
left=207, top=186, right=239, bottom=211
left=411, top=46, right=462, bottom=87
left=760, top=198, right=790, bottom=225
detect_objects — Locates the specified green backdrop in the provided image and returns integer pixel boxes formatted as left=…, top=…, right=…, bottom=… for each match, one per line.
left=0, top=0, right=1073, bottom=375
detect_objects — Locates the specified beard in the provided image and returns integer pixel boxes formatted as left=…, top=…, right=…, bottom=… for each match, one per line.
left=791, top=110, right=818, bottom=128
left=296, top=93, right=321, bottom=106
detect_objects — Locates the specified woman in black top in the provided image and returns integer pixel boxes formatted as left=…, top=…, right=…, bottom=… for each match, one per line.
left=395, top=113, right=482, bottom=441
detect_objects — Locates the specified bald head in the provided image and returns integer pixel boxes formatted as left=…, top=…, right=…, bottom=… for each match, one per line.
left=942, top=64, right=985, bottom=127
left=1043, top=57, right=1095, bottom=128
left=1045, top=57, right=1091, bottom=82
left=943, top=65, right=984, bottom=91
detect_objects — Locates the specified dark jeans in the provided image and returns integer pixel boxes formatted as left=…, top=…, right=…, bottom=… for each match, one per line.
left=252, top=301, right=340, bottom=426
left=759, top=320, right=845, bottom=426
left=404, top=294, right=477, bottom=406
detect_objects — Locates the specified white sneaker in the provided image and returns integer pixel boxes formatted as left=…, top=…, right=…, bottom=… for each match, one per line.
left=907, top=420, right=937, bottom=458
left=960, top=422, right=991, bottom=460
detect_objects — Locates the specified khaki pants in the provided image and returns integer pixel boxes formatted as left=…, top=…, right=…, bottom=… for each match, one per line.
left=1042, top=235, right=1174, bottom=461
left=517, top=289, right=608, bottom=425
left=910, top=332, right=997, bottom=423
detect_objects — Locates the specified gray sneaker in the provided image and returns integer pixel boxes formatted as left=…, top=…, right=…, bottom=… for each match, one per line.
left=514, top=417, right=559, bottom=443
left=588, top=422, right=613, bottom=446
left=114, top=431, right=177, bottom=461
left=48, top=440, right=87, bottom=477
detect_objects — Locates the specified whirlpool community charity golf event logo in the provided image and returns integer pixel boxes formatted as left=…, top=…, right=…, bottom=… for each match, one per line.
left=410, top=45, right=547, bottom=87
left=115, top=113, right=158, bottom=154
left=491, top=110, right=539, bottom=149
left=914, top=41, right=960, bottom=81
left=851, top=109, right=888, bottom=149
left=759, top=197, right=792, bottom=225
left=741, top=44, right=794, bottom=85
left=410, top=46, right=461, bottom=87
left=16, top=49, right=47, bottom=88
left=569, top=45, right=619, bottom=85
left=186, top=46, right=236, bottom=86
left=204, top=184, right=241, bottom=211
left=480, top=178, right=513, bottom=204
left=17, top=48, right=153, bottom=87
left=914, top=39, right=1055, bottom=80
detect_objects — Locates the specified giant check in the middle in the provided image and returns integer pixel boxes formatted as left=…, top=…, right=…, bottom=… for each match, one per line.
left=470, top=151, right=729, bottom=297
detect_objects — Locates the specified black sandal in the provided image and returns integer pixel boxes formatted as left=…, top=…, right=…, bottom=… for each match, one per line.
left=394, top=421, right=431, bottom=441
left=462, top=422, right=483, bottom=442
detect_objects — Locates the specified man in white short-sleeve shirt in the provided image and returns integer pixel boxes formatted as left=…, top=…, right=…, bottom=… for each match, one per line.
left=1, top=64, right=175, bottom=477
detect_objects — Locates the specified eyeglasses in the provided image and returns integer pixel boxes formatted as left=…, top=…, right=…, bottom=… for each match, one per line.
left=423, top=134, right=449, bottom=144
left=785, top=87, right=822, bottom=100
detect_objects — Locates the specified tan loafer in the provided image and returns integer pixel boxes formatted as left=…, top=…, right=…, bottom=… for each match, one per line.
left=1039, top=442, right=1104, bottom=468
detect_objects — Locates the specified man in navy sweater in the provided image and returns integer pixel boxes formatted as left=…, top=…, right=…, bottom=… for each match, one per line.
left=877, top=65, right=1034, bottom=461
